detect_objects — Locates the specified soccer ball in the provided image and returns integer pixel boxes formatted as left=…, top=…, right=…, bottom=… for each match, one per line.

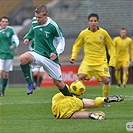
left=69, top=80, right=86, bottom=96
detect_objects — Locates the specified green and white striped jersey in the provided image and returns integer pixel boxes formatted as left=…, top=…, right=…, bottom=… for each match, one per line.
left=0, top=26, right=19, bottom=59
left=24, top=17, right=65, bottom=64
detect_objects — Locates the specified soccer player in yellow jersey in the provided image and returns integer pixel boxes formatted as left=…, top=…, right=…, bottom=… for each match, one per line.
left=113, top=28, right=133, bottom=88
left=70, top=13, right=116, bottom=107
left=52, top=92, right=124, bottom=119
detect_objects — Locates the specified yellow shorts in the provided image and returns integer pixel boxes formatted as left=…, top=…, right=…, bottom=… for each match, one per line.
left=52, top=93, right=84, bottom=119
left=115, top=60, right=129, bottom=70
left=78, top=62, right=110, bottom=82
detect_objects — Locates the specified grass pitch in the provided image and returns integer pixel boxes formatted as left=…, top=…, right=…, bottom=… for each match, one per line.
left=0, top=84, right=132, bottom=133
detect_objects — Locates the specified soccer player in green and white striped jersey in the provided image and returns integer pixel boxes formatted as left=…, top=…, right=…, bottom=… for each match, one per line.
left=0, top=16, right=19, bottom=96
left=20, top=5, right=72, bottom=96
left=29, top=40, right=44, bottom=89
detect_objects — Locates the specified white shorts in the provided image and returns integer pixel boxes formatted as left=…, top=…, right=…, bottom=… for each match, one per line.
left=0, top=59, right=13, bottom=72
left=32, top=66, right=45, bottom=72
left=29, top=51, right=62, bottom=80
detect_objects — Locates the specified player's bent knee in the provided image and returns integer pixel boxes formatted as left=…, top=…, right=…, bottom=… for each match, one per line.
left=103, top=79, right=110, bottom=85
left=20, top=52, right=33, bottom=64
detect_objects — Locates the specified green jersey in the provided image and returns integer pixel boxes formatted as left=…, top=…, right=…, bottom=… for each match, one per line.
left=0, top=26, right=19, bottom=59
left=24, top=17, right=65, bottom=64
left=29, top=39, right=35, bottom=51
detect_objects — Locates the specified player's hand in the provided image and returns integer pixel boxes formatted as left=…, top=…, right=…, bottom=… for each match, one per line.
left=70, top=59, right=75, bottom=64
left=10, top=45, right=15, bottom=50
left=50, top=53, right=57, bottom=60
left=24, top=39, right=30, bottom=45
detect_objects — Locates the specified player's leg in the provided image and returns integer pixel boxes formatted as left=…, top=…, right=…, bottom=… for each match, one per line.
left=102, top=82, right=110, bottom=97
left=83, top=97, right=106, bottom=108
left=2, top=60, right=13, bottom=96
left=37, top=74, right=43, bottom=88
left=71, top=111, right=105, bottom=120
left=122, top=67, right=128, bottom=87
left=31, top=68, right=38, bottom=89
left=115, top=62, right=122, bottom=87
left=83, top=94, right=124, bottom=110
left=96, top=64, right=110, bottom=107
left=34, top=54, right=72, bottom=96
left=53, top=79, right=72, bottom=96
left=102, top=78, right=110, bottom=107
left=0, top=70, right=3, bottom=96
left=115, top=70, right=121, bottom=87
left=122, top=60, right=129, bottom=87
left=0, top=59, right=4, bottom=96
left=2, top=71, right=8, bottom=96
left=36, top=67, right=44, bottom=89
left=100, top=64, right=110, bottom=98
left=20, top=52, right=34, bottom=95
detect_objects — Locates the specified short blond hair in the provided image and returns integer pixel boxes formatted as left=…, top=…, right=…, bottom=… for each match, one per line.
left=35, top=5, right=48, bottom=15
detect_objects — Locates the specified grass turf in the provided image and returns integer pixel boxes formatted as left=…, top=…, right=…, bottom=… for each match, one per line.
left=0, top=85, right=132, bottom=133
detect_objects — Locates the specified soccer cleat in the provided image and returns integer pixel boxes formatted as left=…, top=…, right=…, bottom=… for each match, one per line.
left=104, top=95, right=124, bottom=103
left=117, top=83, right=121, bottom=88
left=123, top=84, right=126, bottom=88
left=27, top=84, right=35, bottom=95
left=89, top=113, right=104, bottom=120
left=0, top=92, right=4, bottom=97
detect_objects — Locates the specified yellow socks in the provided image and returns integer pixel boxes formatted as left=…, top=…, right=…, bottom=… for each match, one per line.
left=123, top=71, right=128, bottom=85
left=102, top=84, right=110, bottom=97
left=94, top=97, right=106, bottom=107
left=115, top=71, right=121, bottom=84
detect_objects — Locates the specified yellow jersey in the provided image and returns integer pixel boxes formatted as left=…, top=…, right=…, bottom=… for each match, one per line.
left=71, top=27, right=116, bottom=67
left=113, top=36, right=133, bottom=62
left=52, top=93, right=83, bottom=119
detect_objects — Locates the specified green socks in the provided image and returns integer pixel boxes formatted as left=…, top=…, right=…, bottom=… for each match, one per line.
left=20, top=63, right=33, bottom=84
left=2, top=78, right=8, bottom=93
left=60, top=85, right=72, bottom=96
left=0, top=78, right=2, bottom=92
left=38, top=76, right=43, bottom=86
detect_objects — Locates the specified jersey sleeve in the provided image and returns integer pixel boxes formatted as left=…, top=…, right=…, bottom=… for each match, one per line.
left=129, top=39, right=133, bottom=62
left=23, top=26, right=34, bottom=40
left=11, top=28, right=19, bottom=48
left=70, top=32, right=84, bottom=60
left=52, top=23, right=65, bottom=56
left=104, top=32, right=116, bottom=67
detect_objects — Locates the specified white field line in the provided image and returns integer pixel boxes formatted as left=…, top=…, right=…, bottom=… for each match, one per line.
left=0, top=95, right=132, bottom=105
left=0, top=100, right=51, bottom=105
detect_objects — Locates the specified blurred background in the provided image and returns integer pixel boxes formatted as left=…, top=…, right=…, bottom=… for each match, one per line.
left=1, top=0, right=133, bottom=86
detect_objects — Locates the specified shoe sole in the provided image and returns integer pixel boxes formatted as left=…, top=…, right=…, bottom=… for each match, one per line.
left=104, top=95, right=124, bottom=103
left=27, top=90, right=33, bottom=95
left=89, top=113, right=105, bottom=120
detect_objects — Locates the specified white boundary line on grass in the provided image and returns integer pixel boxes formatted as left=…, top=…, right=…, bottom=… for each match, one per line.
left=0, top=100, right=51, bottom=105
left=0, top=96, right=132, bottom=105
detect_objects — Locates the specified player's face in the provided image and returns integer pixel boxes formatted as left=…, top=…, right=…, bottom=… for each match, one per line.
left=88, top=17, right=99, bottom=32
left=0, top=18, right=9, bottom=29
left=120, top=30, right=127, bottom=39
left=35, top=12, right=48, bottom=25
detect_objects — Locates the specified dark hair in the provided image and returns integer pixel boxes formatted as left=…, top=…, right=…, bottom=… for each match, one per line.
left=88, top=13, right=99, bottom=20
left=121, top=27, right=126, bottom=31
left=35, top=5, right=48, bottom=15
left=0, top=16, right=9, bottom=21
